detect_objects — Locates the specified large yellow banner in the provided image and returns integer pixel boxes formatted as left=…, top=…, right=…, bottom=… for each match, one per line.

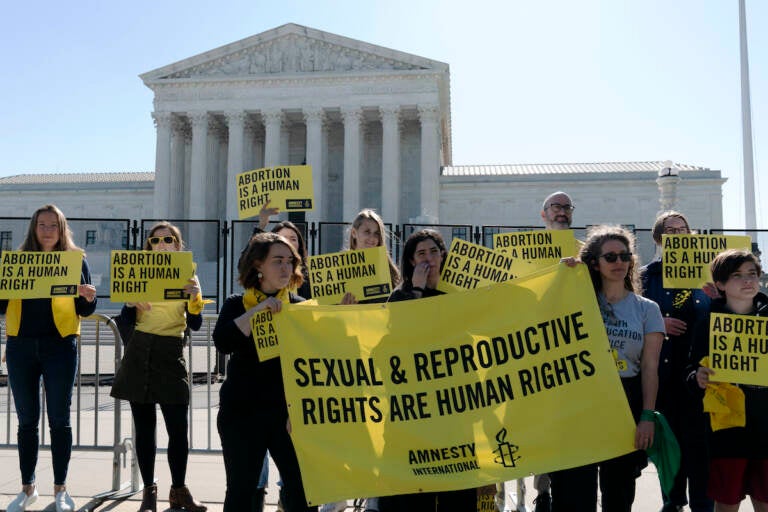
left=709, top=312, right=768, bottom=386
left=0, top=251, right=82, bottom=299
left=110, top=251, right=195, bottom=302
left=276, top=265, right=637, bottom=506
left=308, top=247, right=392, bottom=304
left=662, top=234, right=751, bottom=289
left=237, top=165, right=314, bottom=219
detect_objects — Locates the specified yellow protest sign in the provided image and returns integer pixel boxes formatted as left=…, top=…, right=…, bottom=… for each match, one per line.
left=493, top=229, right=577, bottom=278
left=276, top=265, right=637, bottom=505
left=708, top=312, right=768, bottom=386
left=0, top=251, right=82, bottom=299
left=236, top=165, right=314, bottom=219
left=662, top=234, right=751, bottom=289
left=110, top=251, right=195, bottom=302
left=251, top=309, right=281, bottom=361
left=438, top=238, right=516, bottom=293
left=308, top=246, right=392, bottom=304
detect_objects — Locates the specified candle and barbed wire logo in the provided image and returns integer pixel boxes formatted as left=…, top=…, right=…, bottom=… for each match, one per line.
left=493, top=428, right=521, bottom=468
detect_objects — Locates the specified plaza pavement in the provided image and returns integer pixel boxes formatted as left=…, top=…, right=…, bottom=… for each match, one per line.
left=0, top=445, right=748, bottom=512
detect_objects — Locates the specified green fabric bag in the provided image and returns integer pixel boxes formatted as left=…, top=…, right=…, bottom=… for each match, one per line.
left=642, top=410, right=681, bottom=496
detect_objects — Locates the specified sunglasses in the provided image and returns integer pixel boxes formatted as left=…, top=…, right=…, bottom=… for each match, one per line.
left=600, top=252, right=632, bottom=263
left=148, top=235, right=177, bottom=245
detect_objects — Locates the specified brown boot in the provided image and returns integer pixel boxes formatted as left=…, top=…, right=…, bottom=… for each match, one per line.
left=138, top=485, right=157, bottom=512
left=169, top=486, right=207, bottom=512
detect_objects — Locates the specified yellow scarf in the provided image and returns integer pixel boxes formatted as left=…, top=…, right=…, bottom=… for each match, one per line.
left=242, top=287, right=290, bottom=310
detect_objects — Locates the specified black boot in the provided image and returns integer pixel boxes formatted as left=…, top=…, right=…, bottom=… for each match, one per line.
left=138, top=485, right=157, bottom=512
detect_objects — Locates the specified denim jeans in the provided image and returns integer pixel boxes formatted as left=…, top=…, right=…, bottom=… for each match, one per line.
left=6, top=335, right=78, bottom=485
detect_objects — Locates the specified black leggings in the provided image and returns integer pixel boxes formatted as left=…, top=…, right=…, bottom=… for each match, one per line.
left=130, top=402, right=189, bottom=488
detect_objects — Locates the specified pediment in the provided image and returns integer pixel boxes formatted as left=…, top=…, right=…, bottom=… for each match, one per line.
left=141, top=23, right=447, bottom=82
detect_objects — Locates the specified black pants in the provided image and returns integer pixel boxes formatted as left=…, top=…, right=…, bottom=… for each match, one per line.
left=378, top=488, right=478, bottom=512
left=217, top=405, right=317, bottom=512
left=130, top=402, right=189, bottom=488
left=550, top=451, right=643, bottom=512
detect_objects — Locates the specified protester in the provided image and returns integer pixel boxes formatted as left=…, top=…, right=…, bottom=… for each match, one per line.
left=340, top=208, right=401, bottom=305
left=550, top=225, right=664, bottom=512
left=687, top=249, right=768, bottom=511
left=213, top=232, right=316, bottom=512
left=321, top=209, right=401, bottom=512
left=109, top=221, right=207, bottom=512
left=532, top=191, right=577, bottom=512
left=0, top=204, right=97, bottom=512
left=377, top=229, right=478, bottom=512
left=641, top=212, right=712, bottom=512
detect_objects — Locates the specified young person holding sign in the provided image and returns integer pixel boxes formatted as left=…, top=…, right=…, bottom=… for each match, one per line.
left=641, top=211, right=712, bottom=512
left=339, top=209, right=400, bottom=305
left=378, top=229, right=478, bottom=512
left=213, top=232, right=316, bottom=512
left=0, top=205, right=97, bottom=512
left=551, top=226, right=664, bottom=512
left=688, top=250, right=768, bottom=511
left=109, top=222, right=207, bottom=512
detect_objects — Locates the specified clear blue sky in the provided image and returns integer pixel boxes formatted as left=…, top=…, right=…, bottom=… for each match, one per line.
left=0, top=0, right=765, bottom=229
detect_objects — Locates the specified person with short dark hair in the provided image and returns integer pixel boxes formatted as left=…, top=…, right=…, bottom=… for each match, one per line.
left=214, top=232, right=316, bottom=512
left=688, top=249, right=768, bottom=511
left=1, top=204, right=97, bottom=512
left=378, top=229, right=478, bottom=512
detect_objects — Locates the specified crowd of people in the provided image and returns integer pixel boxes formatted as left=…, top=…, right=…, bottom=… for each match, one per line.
left=1, top=199, right=766, bottom=512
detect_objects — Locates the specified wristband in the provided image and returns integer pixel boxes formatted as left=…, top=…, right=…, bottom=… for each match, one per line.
left=412, top=287, right=425, bottom=293
left=640, top=409, right=656, bottom=422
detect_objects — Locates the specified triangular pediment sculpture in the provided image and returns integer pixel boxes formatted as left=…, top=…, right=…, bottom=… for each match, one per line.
left=141, top=23, right=446, bottom=82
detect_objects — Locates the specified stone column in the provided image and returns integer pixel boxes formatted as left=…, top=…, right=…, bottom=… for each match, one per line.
left=225, top=111, right=247, bottom=220
left=418, top=105, right=441, bottom=223
left=341, top=106, right=362, bottom=221
left=188, top=111, right=209, bottom=219
left=151, top=112, right=173, bottom=219
left=169, top=117, right=188, bottom=219
left=304, top=107, right=325, bottom=223
left=380, top=106, right=401, bottom=224
left=263, top=109, right=283, bottom=168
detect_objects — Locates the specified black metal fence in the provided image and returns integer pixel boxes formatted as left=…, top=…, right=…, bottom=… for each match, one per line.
left=2, top=217, right=766, bottom=311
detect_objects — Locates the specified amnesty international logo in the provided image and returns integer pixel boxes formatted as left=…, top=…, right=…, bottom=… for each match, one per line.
left=493, top=428, right=521, bottom=468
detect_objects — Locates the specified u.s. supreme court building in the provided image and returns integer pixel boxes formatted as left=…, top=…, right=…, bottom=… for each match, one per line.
left=0, top=23, right=727, bottom=292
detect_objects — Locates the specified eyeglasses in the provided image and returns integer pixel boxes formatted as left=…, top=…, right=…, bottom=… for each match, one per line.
left=729, top=271, right=760, bottom=282
left=546, top=203, right=575, bottom=213
left=37, top=223, right=59, bottom=232
left=148, top=235, right=177, bottom=245
left=663, top=227, right=689, bottom=234
left=600, top=252, right=632, bottom=263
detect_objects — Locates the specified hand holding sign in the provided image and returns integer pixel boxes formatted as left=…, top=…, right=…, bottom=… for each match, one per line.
left=78, top=284, right=97, bottom=303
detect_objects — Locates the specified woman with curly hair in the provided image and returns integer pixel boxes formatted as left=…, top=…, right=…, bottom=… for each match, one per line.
left=551, top=225, right=664, bottom=512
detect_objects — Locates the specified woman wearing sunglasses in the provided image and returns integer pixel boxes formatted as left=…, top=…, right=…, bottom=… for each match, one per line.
left=110, top=221, right=207, bottom=512
left=551, top=225, right=664, bottom=512
left=641, top=211, right=712, bottom=512
left=1, top=204, right=97, bottom=512
left=213, top=232, right=316, bottom=512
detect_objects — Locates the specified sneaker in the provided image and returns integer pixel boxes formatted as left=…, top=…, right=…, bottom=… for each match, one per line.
left=533, top=491, right=551, bottom=512
left=55, top=489, right=75, bottom=512
left=7, top=487, right=38, bottom=512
